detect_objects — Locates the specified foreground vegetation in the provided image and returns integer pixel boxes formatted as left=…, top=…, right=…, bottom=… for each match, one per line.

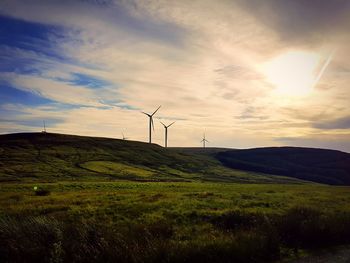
left=2, top=133, right=350, bottom=262
left=1, top=181, right=350, bottom=262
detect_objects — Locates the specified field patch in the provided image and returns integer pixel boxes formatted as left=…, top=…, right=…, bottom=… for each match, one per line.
left=80, top=161, right=156, bottom=178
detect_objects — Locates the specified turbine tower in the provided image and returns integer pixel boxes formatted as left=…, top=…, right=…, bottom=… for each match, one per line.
left=122, top=132, right=128, bottom=140
left=201, top=133, right=209, bottom=148
left=160, top=121, right=175, bottom=148
left=142, top=105, right=161, bottom=143
left=42, top=120, right=47, bottom=133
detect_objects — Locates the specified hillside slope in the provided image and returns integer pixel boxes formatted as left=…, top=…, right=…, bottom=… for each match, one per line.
left=0, top=133, right=302, bottom=184
left=216, top=147, right=350, bottom=185
left=170, top=147, right=233, bottom=155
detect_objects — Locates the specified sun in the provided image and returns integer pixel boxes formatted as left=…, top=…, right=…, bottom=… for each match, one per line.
left=263, top=51, right=321, bottom=96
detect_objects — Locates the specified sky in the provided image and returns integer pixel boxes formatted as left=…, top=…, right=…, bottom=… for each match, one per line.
left=0, top=0, right=350, bottom=151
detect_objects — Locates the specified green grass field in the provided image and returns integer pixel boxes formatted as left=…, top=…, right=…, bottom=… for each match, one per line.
left=2, top=182, right=350, bottom=218
left=1, top=133, right=350, bottom=262
left=2, top=181, right=350, bottom=262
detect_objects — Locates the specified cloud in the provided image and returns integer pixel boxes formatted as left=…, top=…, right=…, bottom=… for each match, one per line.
left=1, top=72, right=112, bottom=107
left=313, top=116, right=350, bottom=130
left=275, top=133, right=350, bottom=153
left=0, top=0, right=188, bottom=47
left=235, top=106, right=269, bottom=120
left=214, top=65, right=264, bottom=80
left=235, top=0, right=350, bottom=46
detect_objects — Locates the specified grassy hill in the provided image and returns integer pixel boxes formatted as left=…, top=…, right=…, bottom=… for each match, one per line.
left=216, top=147, right=350, bottom=185
left=2, top=133, right=350, bottom=262
left=2, top=133, right=349, bottom=185
left=0, top=132, right=301, bottom=184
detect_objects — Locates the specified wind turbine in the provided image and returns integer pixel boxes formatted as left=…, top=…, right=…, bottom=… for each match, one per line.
left=201, top=133, right=209, bottom=148
left=160, top=121, right=175, bottom=148
left=141, top=105, right=161, bottom=143
left=42, top=120, right=47, bottom=133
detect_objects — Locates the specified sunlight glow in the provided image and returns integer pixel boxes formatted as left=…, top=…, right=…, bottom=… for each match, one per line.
left=263, top=51, right=321, bottom=96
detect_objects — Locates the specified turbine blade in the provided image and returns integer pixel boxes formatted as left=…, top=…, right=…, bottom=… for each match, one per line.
left=160, top=121, right=166, bottom=127
left=167, top=121, right=176, bottom=128
left=141, top=111, right=150, bottom=116
left=151, top=105, right=161, bottom=116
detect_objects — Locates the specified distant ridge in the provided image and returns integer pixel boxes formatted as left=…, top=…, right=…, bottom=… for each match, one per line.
left=0, top=132, right=303, bottom=184
left=216, top=147, right=350, bottom=185
left=1, top=132, right=348, bottom=185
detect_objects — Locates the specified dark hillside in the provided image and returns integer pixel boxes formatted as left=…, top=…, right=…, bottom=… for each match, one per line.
left=170, top=147, right=233, bottom=156
left=216, top=147, right=350, bottom=185
left=0, top=133, right=301, bottom=184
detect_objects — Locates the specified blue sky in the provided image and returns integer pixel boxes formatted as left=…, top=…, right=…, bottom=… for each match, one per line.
left=0, top=0, right=350, bottom=151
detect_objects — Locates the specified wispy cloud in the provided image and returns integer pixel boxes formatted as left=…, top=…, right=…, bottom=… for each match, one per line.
left=313, top=116, right=350, bottom=130
left=275, top=133, right=350, bottom=153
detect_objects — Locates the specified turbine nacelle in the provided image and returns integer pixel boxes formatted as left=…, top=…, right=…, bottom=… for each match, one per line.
left=160, top=121, right=175, bottom=129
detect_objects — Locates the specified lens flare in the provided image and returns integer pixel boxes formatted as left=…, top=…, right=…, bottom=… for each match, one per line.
left=263, top=51, right=321, bottom=96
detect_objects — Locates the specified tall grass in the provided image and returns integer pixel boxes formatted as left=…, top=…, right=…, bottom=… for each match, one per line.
left=278, top=206, right=350, bottom=249
left=1, top=206, right=350, bottom=262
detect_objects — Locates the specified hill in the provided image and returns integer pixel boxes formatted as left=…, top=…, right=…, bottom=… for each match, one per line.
left=216, top=147, right=350, bottom=185
left=170, top=147, right=233, bottom=156
left=0, top=133, right=302, bottom=184
left=2, top=133, right=350, bottom=262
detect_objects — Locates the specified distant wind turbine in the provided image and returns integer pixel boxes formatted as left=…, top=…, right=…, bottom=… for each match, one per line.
left=141, top=105, right=161, bottom=143
left=160, top=121, right=175, bottom=148
left=42, top=120, right=47, bottom=133
left=201, top=133, right=209, bottom=148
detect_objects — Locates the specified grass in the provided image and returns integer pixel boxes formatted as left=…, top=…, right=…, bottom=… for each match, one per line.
left=80, top=161, right=155, bottom=178
left=34, top=188, right=51, bottom=196
left=1, top=182, right=350, bottom=262
left=1, top=133, right=350, bottom=262
left=0, top=133, right=305, bottom=184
